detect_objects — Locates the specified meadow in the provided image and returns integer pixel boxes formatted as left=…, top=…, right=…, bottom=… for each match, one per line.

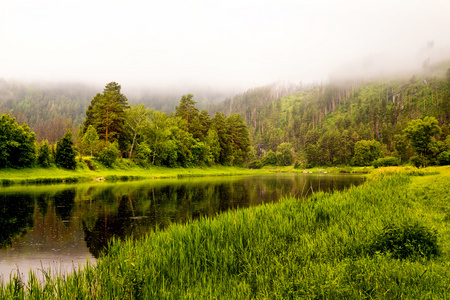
left=1, top=166, right=449, bottom=299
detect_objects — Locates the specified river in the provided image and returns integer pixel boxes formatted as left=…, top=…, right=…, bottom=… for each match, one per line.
left=0, top=173, right=364, bottom=282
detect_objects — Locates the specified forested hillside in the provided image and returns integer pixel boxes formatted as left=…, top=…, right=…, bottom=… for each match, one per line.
left=0, top=80, right=96, bottom=143
left=213, top=65, right=450, bottom=167
left=0, top=79, right=235, bottom=143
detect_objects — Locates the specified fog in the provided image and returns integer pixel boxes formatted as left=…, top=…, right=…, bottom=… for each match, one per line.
left=1, top=0, right=450, bottom=92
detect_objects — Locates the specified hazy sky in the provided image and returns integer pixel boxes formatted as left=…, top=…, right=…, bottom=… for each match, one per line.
left=1, top=0, right=449, bottom=90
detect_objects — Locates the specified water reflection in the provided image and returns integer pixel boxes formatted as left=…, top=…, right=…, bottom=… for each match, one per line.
left=0, top=173, right=364, bottom=279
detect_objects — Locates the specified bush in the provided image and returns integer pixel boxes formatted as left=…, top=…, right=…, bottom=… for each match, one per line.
left=247, top=160, right=263, bottom=169
left=410, top=155, right=427, bottom=168
left=372, top=156, right=400, bottom=168
left=96, top=143, right=119, bottom=167
left=368, top=222, right=439, bottom=260
left=437, top=151, right=450, bottom=165
left=261, top=150, right=277, bottom=165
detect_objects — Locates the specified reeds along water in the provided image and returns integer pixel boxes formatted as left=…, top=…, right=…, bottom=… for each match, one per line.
left=1, top=169, right=450, bottom=299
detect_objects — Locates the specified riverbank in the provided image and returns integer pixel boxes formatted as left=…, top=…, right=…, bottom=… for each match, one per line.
left=0, top=159, right=265, bottom=185
left=1, top=166, right=449, bottom=298
left=0, top=158, right=372, bottom=185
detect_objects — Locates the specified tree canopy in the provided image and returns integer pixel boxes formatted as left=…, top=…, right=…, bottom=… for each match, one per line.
left=0, top=114, right=36, bottom=168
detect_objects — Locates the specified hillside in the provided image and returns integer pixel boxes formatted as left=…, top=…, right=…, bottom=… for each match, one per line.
left=212, top=64, right=450, bottom=166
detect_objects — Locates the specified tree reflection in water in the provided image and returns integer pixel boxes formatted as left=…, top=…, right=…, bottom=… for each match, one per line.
left=0, top=174, right=365, bottom=261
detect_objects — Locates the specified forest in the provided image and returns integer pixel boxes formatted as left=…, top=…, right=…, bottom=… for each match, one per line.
left=0, top=82, right=251, bottom=169
left=1, top=62, right=450, bottom=170
left=210, top=64, right=450, bottom=168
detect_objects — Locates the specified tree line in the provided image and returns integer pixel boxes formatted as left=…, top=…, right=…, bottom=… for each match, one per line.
left=213, top=68, right=450, bottom=168
left=0, top=82, right=251, bottom=169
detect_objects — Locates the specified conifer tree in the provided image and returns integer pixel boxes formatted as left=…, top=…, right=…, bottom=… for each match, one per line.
left=55, top=131, right=77, bottom=169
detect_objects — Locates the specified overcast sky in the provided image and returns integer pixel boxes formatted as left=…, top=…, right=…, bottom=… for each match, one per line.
left=1, top=0, right=449, bottom=90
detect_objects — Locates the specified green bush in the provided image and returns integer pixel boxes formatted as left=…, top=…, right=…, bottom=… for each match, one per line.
left=261, top=150, right=277, bottom=165
left=96, top=143, right=119, bottom=167
left=368, top=222, right=439, bottom=260
left=246, top=159, right=262, bottom=169
left=372, top=156, right=400, bottom=168
left=410, top=155, right=427, bottom=168
left=437, top=151, right=450, bottom=165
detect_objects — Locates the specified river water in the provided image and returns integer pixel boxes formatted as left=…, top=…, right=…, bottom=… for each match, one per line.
left=0, top=173, right=364, bottom=282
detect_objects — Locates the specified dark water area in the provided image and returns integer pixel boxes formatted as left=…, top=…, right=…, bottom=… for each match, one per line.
left=0, top=173, right=364, bottom=281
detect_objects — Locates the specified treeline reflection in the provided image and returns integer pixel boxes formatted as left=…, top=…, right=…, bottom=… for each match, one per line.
left=0, top=174, right=364, bottom=258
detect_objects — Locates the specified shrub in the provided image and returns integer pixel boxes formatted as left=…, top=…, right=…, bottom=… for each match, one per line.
left=437, top=151, right=450, bottom=165
left=410, top=155, right=427, bottom=168
left=262, top=150, right=277, bottom=165
left=368, top=222, right=439, bottom=260
left=247, top=160, right=262, bottom=169
left=372, top=156, right=400, bottom=168
left=96, top=143, right=119, bottom=167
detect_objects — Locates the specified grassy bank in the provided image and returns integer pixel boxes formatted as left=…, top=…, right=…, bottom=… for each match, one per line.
left=1, top=166, right=449, bottom=299
left=0, top=159, right=266, bottom=185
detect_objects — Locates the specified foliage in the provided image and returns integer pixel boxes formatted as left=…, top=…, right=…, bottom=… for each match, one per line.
left=261, top=150, right=277, bottom=165
left=55, top=131, right=77, bottom=170
left=134, top=143, right=152, bottom=165
left=368, top=222, right=439, bottom=259
left=83, top=125, right=99, bottom=156
left=404, top=116, right=441, bottom=167
left=276, top=142, right=293, bottom=166
left=246, top=159, right=263, bottom=169
left=437, top=151, right=450, bottom=165
left=83, top=82, right=129, bottom=146
left=372, top=156, right=400, bottom=168
left=0, top=114, right=36, bottom=168
left=352, top=140, right=383, bottom=166
left=37, top=140, right=51, bottom=167
left=125, top=104, right=151, bottom=158
left=96, top=143, right=119, bottom=167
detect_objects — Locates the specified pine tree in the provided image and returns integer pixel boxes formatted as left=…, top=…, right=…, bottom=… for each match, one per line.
left=55, top=131, right=77, bottom=169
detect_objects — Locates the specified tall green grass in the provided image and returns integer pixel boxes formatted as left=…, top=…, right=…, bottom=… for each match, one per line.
left=1, top=167, right=449, bottom=299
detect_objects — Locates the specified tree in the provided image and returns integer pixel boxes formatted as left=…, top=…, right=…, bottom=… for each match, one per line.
left=0, top=114, right=36, bottom=168
left=276, top=142, right=294, bottom=166
left=55, top=131, right=77, bottom=169
left=393, top=134, right=409, bottom=163
left=262, top=150, right=277, bottom=165
left=83, top=125, right=99, bottom=157
left=175, top=94, right=199, bottom=133
left=94, top=91, right=126, bottom=142
left=352, top=140, right=383, bottom=166
left=83, top=82, right=129, bottom=145
left=96, top=142, right=119, bottom=167
left=403, top=116, right=441, bottom=167
left=125, top=104, right=151, bottom=158
left=205, top=129, right=220, bottom=164
left=226, top=114, right=251, bottom=165
left=212, top=112, right=232, bottom=165
left=144, top=111, right=173, bottom=166
left=37, top=140, right=51, bottom=167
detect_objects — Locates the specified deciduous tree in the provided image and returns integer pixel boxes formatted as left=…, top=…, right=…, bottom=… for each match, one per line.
left=0, top=114, right=36, bottom=168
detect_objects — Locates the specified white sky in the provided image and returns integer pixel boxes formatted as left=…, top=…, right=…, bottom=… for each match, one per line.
left=1, top=0, right=450, bottom=90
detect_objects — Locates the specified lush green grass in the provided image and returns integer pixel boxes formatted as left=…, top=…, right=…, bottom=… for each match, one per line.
left=0, top=158, right=266, bottom=185
left=1, top=166, right=449, bottom=299
left=261, top=165, right=374, bottom=174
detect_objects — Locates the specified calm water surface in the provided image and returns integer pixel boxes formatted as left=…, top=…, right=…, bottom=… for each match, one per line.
left=0, top=173, right=364, bottom=281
